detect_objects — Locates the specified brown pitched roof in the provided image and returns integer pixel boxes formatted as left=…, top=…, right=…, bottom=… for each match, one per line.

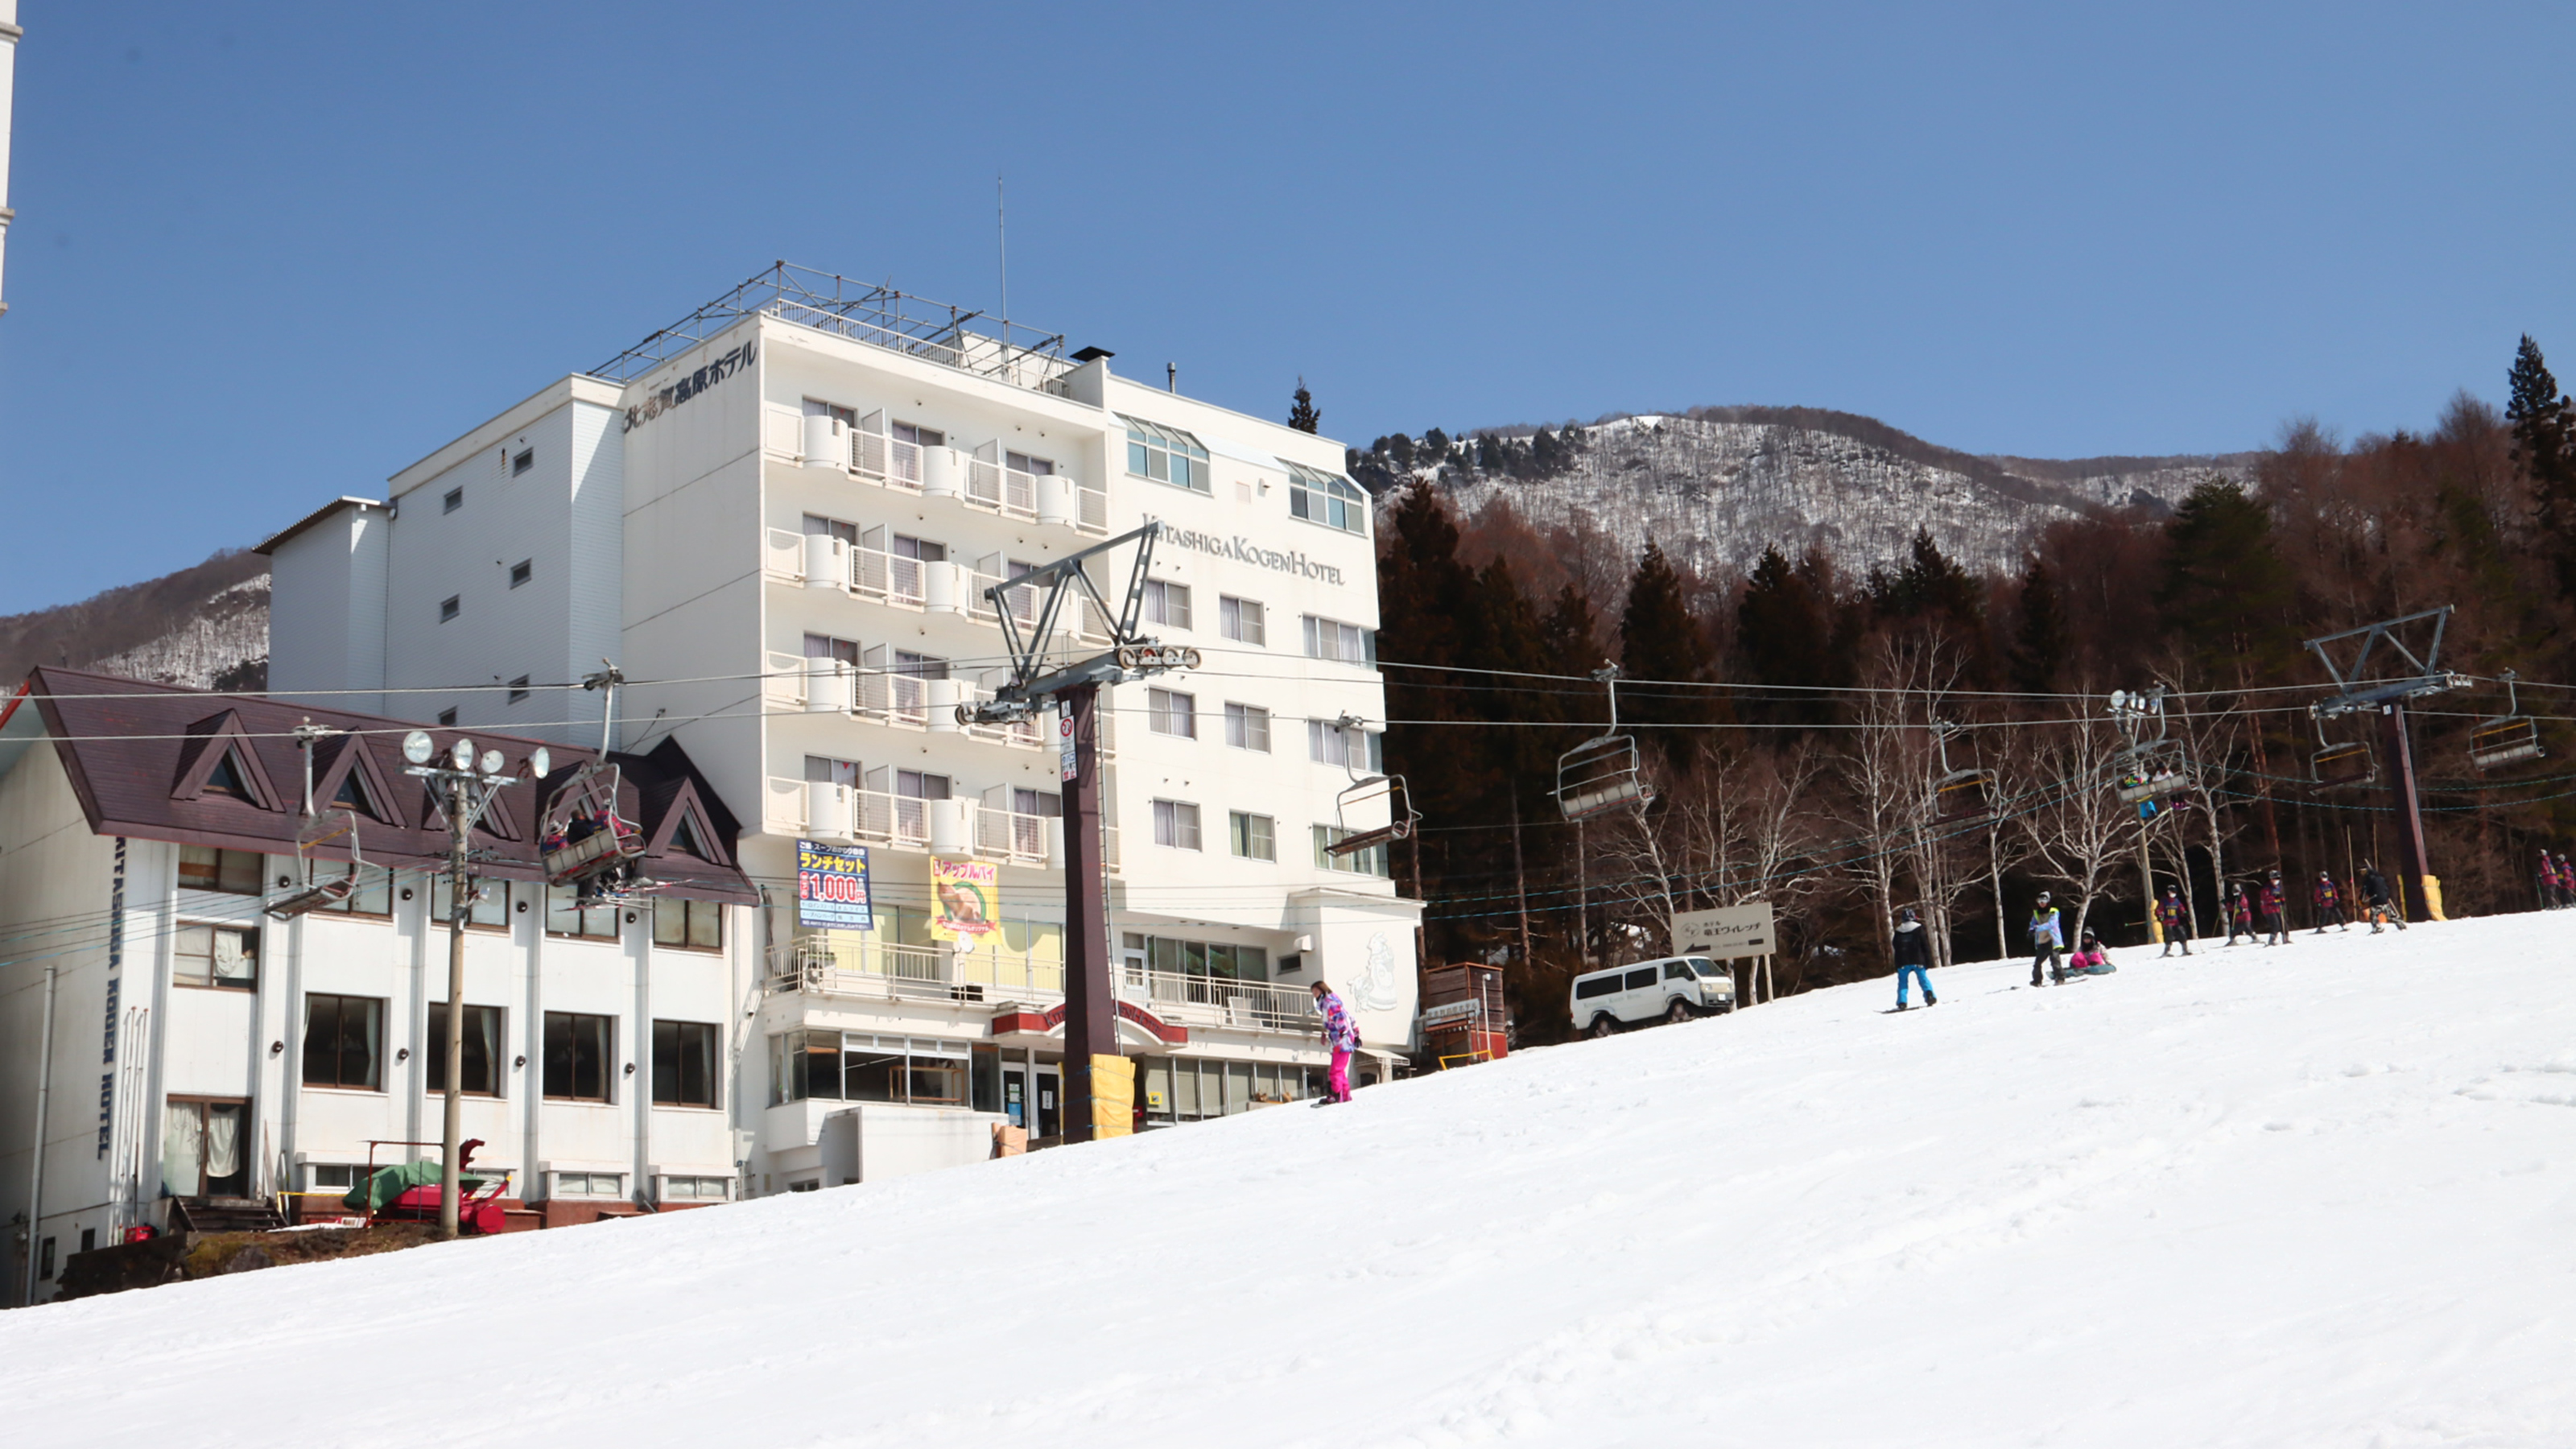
left=27, top=667, right=756, bottom=905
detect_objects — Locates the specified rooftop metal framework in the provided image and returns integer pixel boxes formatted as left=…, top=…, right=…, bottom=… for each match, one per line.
left=590, top=262, right=1071, bottom=389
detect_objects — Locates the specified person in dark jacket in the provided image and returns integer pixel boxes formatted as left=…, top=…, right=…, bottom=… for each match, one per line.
left=2154, top=886, right=2193, bottom=957
left=2223, top=882, right=2256, bottom=946
left=1891, top=906, right=1936, bottom=1009
left=2359, top=861, right=2408, bottom=933
left=2259, top=869, right=2293, bottom=947
left=2312, top=871, right=2348, bottom=934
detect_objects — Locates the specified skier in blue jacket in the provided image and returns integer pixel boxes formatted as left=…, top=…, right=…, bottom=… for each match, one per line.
left=2028, top=891, right=2065, bottom=987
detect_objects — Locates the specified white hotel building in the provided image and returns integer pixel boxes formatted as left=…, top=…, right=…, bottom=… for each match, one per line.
left=262, top=266, right=1420, bottom=1191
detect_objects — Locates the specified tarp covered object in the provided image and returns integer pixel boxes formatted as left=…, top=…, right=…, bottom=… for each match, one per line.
left=343, top=1160, right=485, bottom=1212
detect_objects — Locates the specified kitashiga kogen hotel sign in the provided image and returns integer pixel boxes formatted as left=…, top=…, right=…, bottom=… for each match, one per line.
left=622, top=339, right=756, bottom=432
left=1152, top=522, right=1345, bottom=587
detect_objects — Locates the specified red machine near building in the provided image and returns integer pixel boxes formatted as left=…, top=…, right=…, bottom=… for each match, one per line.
left=1420, top=964, right=1508, bottom=1069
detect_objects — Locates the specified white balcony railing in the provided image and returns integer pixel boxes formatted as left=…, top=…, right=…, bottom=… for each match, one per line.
left=774, top=943, right=1319, bottom=1035
left=762, top=778, right=1067, bottom=865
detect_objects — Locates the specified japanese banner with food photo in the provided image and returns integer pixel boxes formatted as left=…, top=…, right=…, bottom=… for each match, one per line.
left=930, top=858, right=1001, bottom=943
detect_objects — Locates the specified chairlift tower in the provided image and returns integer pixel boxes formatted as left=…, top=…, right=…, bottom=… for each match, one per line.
left=961, top=521, right=1196, bottom=1144
left=2304, top=607, right=2467, bottom=923
left=2106, top=687, right=2174, bottom=940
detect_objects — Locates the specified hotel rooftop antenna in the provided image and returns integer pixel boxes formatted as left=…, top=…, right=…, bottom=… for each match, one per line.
left=0, top=0, right=20, bottom=316
left=997, top=173, right=1008, bottom=336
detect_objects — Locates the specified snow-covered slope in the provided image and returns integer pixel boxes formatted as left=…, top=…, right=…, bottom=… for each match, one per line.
left=12, top=916, right=2574, bottom=1446
left=1431, top=415, right=2256, bottom=576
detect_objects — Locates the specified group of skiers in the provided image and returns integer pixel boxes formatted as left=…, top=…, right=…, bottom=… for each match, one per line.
left=2535, top=848, right=2576, bottom=909
left=1897, top=863, right=2413, bottom=1008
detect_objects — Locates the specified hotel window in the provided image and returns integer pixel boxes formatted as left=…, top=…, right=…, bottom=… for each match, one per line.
left=1229, top=811, right=1276, bottom=862
left=1148, top=687, right=1196, bottom=739
left=506, top=675, right=530, bottom=705
left=443, top=487, right=464, bottom=514
left=652, top=897, right=724, bottom=952
left=509, top=559, right=532, bottom=588
left=652, top=1020, right=720, bottom=1108
left=1302, top=615, right=1375, bottom=666
left=545, top=881, right=620, bottom=939
left=543, top=1011, right=613, bottom=1102
left=431, top=875, right=510, bottom=930
left=803, top=633, right=861, bottom=666
left=802, top=513, right=859, bottom=545
left=303, top=993, right=385, bottom=1090
left=1287, top=463, right=1368, bottom=535
left=1219, top=595, right=1265, bottom=646
left=178, top=845, right=263, bottom=895
left=1005, top=450, right=1055, bottom=477
left=555, top=1172, right=623, bottom=1197
left=803, top=398, right=857, bottom=426
left=1120, top=415, right=1210, bottom=494
left=663, top=1175, right=732, bottom=1200
left=313, top=864, right=395, bottom=917
left=1224, top=702, right=1270, bottom=752
left=770, top=1031, right=967, bottom=1107
left=1143, top=579, right=1191, bottom=630
left=892, top=421, right=945, bottom=449
left=1314, top=824, right=1392, bottom=877
left=1308, top=717, right=1377, bottom=770
left=173, top=924, right=258, bottom=989
left=512, top=448, right=535, bottom=477
left=423, top=1003, right=503, bottom=1096
left=1153, top=799, right=1202, bottom=851
left=439, top=596, right=460, bottom=624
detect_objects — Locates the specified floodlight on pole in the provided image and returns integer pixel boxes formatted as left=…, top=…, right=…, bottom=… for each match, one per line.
left=402, top=730, right=434, bottom=766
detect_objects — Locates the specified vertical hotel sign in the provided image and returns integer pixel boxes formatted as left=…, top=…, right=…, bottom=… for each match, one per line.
left=99, top=836, right=126, bottom=1158
left=795, top=841, right=872, bottom=929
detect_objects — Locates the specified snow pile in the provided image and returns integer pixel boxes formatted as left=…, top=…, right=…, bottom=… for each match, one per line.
left=12, top=915, right=2576, bottom=1446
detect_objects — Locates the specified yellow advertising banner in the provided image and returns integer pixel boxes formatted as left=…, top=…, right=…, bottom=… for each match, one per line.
left=930, top=857, right=1001, bottom=943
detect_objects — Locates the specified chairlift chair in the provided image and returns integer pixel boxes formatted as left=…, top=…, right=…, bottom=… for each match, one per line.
left=2306, top=705, right=2377, bottom=789
left=1927, top=721, right=1996, bottom=828
left=2470, top=670, right=2545, bottom=772
left=265, top=724, right=369, bottom=920
left=2113, top=740, right=2190, bottom=806
left=1323, top=773, right=1420, bottom=859
left=539, top=665, right=650, bottom=899
left=1555, top=733, right=1653, bottom=820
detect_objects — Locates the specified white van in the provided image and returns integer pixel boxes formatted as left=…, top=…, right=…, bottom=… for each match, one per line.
left=1569, top=956, right=1736, bottom=1038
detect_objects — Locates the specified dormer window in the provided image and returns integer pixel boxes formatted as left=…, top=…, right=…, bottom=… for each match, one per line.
left=203, top=752, right=252, bottom=799
left=1119, top=416, right=1210, bottom=494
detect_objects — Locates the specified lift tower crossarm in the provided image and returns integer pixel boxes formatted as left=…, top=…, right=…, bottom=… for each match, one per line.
left=967, top=521, right=1194, bottom=724
left=2305, top=607, right=2468, bottom=716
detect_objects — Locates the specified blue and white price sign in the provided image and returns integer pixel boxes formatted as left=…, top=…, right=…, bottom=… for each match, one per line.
left=795, top=841, right=872, bottom=929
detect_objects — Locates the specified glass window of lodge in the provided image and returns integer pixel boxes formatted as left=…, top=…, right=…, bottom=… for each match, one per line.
left=1143, top=579, right=1191, bottom=630
left=1287, top=463, right=1368, bottom=535
left=546, top=882, right=620, bottom=939
left=653, top=1020, right=720, bottom=1108
left=1153, top=799, right=1202, bottom=851
left=313, top=865, right=395, bottom=918
left=543, top=1012, right=613, bottom=1102
left=1219, top=596, right=1265, bottom=646
left=174, top=924, right=258, bottom=989
left=179, top=845, right=263, bottom=896
left=1313, top=824, right=1391, bottom=877
left=1120, top=415, right=1210, bottom=494
left=1148, top=687, right=1197, bottom=738
left=1224, top=702, right=1270, bottom=752
left=1301, top=615, right=1376, bottom=666
left=653, top=897, right=723, bottom=952
left=431, top=875, right=510, bottom=930
left=303, top=993, right=384, bottom=1091
left=1229, top=811, right=1276, bottom=862
left=424, top=1003, right=503, bottom=1096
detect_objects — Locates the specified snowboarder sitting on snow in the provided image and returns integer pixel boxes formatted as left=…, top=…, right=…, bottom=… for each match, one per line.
left=2313, top=871, right=2348, bottom=934
left=2154, top=886, right=2192, bottom=957
left=2223, top=882, right=2256, bottom=946
left=1891, top=906, right=1936, bottom=1009
left=2259, top=869, right=2293, bottom=947
left=2066, top=931, right=2116, bottom=976
left=2028, top=892, right=2066, bottom=987
left=2359, top=861, right=2408, bottom=934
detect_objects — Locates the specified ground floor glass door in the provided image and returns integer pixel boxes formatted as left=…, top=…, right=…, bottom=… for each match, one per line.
left=161, top=1099, right=250, bottom=1199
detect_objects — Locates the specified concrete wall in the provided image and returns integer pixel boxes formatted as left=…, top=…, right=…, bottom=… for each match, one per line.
left=267, top=502, right=390, bottom=715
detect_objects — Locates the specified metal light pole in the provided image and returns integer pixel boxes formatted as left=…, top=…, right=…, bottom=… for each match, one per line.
left=399, top=729, right=532, bottom=1237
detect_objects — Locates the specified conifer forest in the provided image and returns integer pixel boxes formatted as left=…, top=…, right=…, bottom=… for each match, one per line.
left=1368, top=338, right=2576, bottom=1040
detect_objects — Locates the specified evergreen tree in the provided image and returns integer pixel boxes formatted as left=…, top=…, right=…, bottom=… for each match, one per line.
left=1287, top=378, right=1321, bottom=434
left=1735, top=545, right=1835, bottom=727
left=1420, top=427, right=1451, bottom=464
left=2010, top=558, right=2070, bottom=696
left=2157, top=477, right=2298, bottom=683
left=1618, top=543, right=1721, bottom=765
left=2507, top=336, right=2576, bottom=598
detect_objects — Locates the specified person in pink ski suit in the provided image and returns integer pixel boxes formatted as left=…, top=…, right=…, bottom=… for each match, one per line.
left=1311, top=980, right=1360, bottom=1105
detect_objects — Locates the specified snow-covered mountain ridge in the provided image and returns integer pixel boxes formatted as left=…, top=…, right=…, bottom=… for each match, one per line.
left=9, top=914, right=2569, bottom=1446
left=1388, top=409, right=2260, bottom=576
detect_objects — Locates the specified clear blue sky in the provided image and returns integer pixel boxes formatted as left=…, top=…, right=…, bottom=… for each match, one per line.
left=1, top=2, right=2568, bottom=613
